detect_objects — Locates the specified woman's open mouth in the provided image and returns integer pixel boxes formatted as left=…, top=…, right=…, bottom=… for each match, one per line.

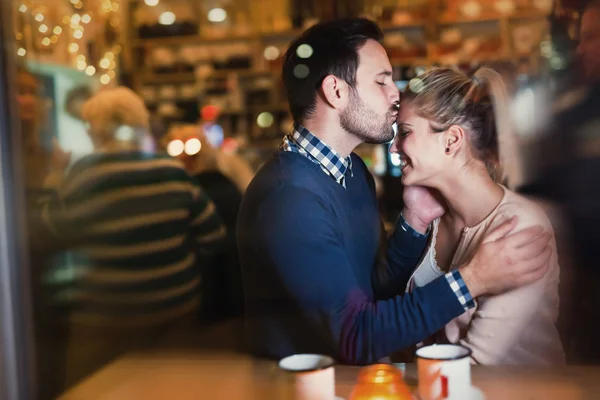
left=399, top=154, right=410, bottom=170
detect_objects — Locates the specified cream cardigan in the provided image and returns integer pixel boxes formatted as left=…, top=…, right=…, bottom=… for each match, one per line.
left=406, top=186, right=565, bottom=365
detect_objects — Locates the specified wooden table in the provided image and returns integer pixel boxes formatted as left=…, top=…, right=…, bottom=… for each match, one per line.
left=59, top=350, right=600, bottom=400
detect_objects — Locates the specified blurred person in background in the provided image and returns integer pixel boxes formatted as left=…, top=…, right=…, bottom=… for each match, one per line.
left=166, top=124, right=245, bottom=319
left=17, top=66, right=71, bottom=189
left=41, top=87, right=227, bottom=385
left=577, top=0, right=600, bottom=84
left=519, top=0, right=600, bottom=363
left=196, top=104, right=255, bottom=193
left=394, top=68, right=564, bottom=365
left=17, top=65, right=72, bottom=400
left=17, top=65, right=50, bottom=188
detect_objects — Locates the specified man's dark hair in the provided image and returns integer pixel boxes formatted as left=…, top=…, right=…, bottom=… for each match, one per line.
left=282, top=18, right=383, bottom=122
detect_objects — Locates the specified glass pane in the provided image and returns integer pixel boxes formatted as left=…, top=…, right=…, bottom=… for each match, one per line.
left=2, top=0, right=598, bottom=399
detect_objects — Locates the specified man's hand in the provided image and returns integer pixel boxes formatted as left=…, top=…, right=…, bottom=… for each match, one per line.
left=402, top=185, right=445, bottom=234
left=460, top=216, right=552, bottom=298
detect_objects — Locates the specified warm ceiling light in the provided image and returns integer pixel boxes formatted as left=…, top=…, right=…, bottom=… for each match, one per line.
left=207, top=8, right=227, bottom=23
left=263, top=46, right=280, bottom=61
left=159, top=11, right=176, bottom=25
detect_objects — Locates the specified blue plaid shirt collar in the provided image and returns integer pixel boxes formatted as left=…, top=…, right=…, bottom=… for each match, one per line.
left=280, top=124, right=353, bottom=187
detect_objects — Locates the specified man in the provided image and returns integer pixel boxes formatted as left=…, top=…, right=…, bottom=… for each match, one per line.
left=237, top=18, right=551, bottom=365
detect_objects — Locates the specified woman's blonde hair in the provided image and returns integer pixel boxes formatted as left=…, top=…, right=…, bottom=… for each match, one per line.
left=81, top=87, right=150, bottom=145
left=401, top=67, right=517, bottom=185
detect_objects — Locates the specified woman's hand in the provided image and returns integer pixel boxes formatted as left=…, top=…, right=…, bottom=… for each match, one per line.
left=402, top=185, right=446, bottom=234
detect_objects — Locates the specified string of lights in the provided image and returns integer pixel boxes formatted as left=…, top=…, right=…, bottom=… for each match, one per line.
left=15, top=0, right=121, bottom=85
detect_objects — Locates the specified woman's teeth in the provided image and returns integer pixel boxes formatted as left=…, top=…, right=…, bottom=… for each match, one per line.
left=400, top=156, right=408, bottom=168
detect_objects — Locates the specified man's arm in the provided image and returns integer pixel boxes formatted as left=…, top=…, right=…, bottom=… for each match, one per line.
left=371, top=215, right=429, bottom=299
left=259, top=187, right=465, bottom=365
left=371, top=185, right=445, bottom=299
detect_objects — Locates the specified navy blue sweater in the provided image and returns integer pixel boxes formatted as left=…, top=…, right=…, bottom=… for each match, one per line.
left=237, top=151, right=464, bottom=364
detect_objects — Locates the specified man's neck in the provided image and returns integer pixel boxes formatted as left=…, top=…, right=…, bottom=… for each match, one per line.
left=300, top=119, right=361, bottom=158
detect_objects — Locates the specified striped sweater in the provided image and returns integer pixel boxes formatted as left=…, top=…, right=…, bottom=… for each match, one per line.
left=44, top=151, right=226, bottom=325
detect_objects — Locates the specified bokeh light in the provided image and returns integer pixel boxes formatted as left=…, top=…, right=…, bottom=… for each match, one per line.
left=167, top=140, right=184, bottom=157
left=257, top=112, right=274, bottom=128
left=264, top=46, right=280, bottom=61
left=296, top=44, right=313, bottom=59
left=293, top=64, right=310, bottom=79
left=185, top=138, right=202, bottom=155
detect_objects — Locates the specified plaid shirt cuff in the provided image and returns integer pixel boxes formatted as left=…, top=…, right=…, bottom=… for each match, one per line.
left=399, top=213, right=430, bottom=239
left=445, top=270, right=475, bottom=311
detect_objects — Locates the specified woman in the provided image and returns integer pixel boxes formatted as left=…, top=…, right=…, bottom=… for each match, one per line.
left=391, top=68, right=564, bottom=365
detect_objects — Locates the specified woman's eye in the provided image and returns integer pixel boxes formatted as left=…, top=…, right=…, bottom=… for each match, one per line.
left=400, top=130, right=410, bottom=137
left=377, top=82, right=386, bottom=87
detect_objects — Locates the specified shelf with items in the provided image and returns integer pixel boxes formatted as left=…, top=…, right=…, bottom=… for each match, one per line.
left=437, top=10, right=550, bottom=25
left=124, top=0, right=553, bottom=151
left=438, top=0, right=553, bottom=22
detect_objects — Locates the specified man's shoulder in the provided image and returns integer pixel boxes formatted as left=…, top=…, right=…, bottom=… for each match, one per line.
left=250, top=151, right=329, bottom=193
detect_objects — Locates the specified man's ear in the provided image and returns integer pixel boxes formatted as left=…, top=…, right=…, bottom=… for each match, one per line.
left=321, top=75, right=350, bottom=110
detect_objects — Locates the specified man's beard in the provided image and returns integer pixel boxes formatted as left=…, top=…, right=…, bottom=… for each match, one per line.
left=340, top=90, right=396, bottom=145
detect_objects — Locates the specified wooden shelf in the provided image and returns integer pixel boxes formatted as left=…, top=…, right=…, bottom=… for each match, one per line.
left=133, top=21, right=431, bottom=48
left=139, top=72, right=196, bottom=84
left=138, top=69, right=280, bottom=84
left=380, top=21, right=427, bottom=30
left=438, top=10, right=550, bottom=25
left=134, top=33, right=259, bottom=47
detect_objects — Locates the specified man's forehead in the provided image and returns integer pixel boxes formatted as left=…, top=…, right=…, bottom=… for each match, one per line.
left=357, top=40, right=392, bottom=73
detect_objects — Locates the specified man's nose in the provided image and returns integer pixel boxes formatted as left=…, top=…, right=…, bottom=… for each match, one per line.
left=390, top=88, right=400, bottom=105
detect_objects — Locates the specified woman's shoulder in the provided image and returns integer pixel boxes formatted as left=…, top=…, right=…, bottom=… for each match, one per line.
left=489, top=187, right=555, bottom=233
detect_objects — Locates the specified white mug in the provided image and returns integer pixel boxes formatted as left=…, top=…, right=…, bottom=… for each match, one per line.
left=416, top=344, right=471, bottom=400
left=278, top=354, right=336, bottom=400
